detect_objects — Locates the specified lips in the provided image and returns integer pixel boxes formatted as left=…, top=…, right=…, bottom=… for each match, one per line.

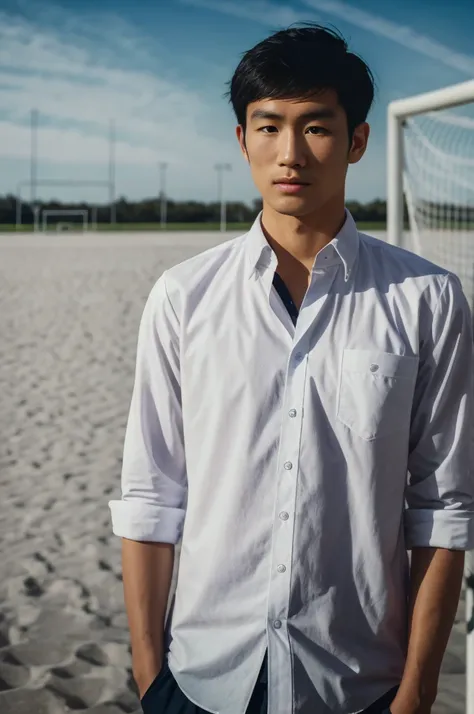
left=274, top=179, right=309, bottom=185
left=274, top=180, right=309, bottom=194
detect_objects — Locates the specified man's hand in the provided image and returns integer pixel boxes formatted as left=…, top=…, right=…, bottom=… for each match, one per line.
left=389, top=682, right=436, bottom=714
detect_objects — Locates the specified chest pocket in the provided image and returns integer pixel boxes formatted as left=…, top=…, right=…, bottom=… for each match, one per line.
left=336, top=349, right=419, bottom=441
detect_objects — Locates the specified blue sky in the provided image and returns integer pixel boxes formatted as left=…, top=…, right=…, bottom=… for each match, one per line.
left=0, top=0, right=473, bottom=206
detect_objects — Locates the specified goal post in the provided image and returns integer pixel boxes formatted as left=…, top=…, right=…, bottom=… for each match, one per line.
left=387, top=80, right=474, bottom=714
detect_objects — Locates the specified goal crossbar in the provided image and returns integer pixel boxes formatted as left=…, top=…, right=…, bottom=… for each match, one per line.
left=389, top=79, right=474, bottom=120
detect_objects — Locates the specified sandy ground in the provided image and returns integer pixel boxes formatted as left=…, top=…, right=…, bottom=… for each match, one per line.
left=0, top=230, right=468, bottom=713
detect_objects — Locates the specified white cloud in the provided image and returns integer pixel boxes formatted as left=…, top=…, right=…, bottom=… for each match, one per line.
left=0, top=4, right=251, bottom=203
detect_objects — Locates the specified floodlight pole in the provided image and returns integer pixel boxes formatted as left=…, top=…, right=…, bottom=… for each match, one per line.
left=109, top=119, right=116, bottom=225
left=159, top=162, right=168, bottom=229
left=30, top=109, right=39, bottom=205
left=16, top=186, right=22, bottom=231
left=33, top=205, right=40, bottom=233
left=215, top=163, right=232, bottom=232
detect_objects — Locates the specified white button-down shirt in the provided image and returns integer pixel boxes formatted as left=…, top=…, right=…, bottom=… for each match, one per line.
left=109, top=210, right=474, bottom=714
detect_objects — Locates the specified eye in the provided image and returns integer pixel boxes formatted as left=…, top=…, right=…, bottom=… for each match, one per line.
left=306, top=126, right=329, bottom=135
left=259, top=126, right=278, bottom=133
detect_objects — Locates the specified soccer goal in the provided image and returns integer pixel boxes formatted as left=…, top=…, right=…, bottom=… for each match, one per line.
left=387, top=79, right=474, bottom=714
left=41, top=209, right=89, bottom=233
left=387, top=80, right=474, bottom=307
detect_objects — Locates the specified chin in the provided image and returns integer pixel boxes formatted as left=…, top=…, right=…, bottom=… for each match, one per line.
left=266, top=195, right=319, bottom=218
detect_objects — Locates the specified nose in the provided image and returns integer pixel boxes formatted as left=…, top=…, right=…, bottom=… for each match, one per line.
left=277, top=129, right=307, bottom=169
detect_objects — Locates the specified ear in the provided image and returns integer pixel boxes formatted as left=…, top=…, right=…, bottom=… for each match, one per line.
left=236, top=125, right=249, bottom=163
left=348, top=122, right=370, bottom=165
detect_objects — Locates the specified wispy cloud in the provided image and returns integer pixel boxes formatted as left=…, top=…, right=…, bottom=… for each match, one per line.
left=183, top=0, right=474, bottom=76
left=179, top=0, right=310, bottom=28
left=0, top=10, right=220, bottom=163
left=302, top=0, right=474, bottom=75
left=0, top=3, right=242, bottom=202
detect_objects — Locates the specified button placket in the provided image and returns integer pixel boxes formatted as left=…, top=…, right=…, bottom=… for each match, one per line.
left=267, top=340, right=308, bottom=646
left=268, top=284, right=331, bottom=714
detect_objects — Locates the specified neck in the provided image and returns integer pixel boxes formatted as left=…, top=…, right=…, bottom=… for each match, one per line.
left=260, top=197, right=346, bottom=273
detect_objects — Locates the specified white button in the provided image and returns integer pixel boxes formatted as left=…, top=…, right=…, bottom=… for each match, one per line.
left=279, top=511, right=289, bottom=521
left=277, top=564, right=286, bottom=573
left=288, top=409, right=297, bottom=418
left=370, top=363, right=379, bottom=373
left=284, top=461, right=293, bottom=470
left=273, top=620, right=282, bottom=629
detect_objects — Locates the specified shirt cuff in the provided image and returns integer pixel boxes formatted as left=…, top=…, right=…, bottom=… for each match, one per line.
left=405, top=508, right=474, bottom=550
left=108, top=499, right=185, bottom=544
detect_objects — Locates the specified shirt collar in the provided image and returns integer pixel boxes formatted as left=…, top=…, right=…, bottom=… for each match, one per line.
left=245, top=208, right=359, bottom=282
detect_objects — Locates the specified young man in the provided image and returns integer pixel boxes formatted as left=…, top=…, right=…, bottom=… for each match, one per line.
left=109, top=24, right=474, bottom=714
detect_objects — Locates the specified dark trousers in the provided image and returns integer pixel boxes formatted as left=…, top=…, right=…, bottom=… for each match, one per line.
left=140, top=651, right=398, bottom=714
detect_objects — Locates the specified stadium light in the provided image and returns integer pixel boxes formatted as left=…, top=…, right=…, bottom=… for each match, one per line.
left=159, top=162, right=168, bottom=229
left=215, top=163, right=232, bottom=232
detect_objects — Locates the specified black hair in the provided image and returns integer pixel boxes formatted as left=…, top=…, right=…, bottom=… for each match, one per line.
left=225, top=23, right=375, bottom=140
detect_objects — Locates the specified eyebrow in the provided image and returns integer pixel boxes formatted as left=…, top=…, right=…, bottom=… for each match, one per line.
left=249, top=108, right=337, bottom=122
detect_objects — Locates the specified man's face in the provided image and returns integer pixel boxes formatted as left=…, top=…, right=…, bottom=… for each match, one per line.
left=236, top=90, right=369, bottom=218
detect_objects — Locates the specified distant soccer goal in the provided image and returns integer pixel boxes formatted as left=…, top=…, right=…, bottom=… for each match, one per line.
left=387, top=80, right=474, bottom=309
left=41, top=209, right=89, bottom=233
left=16, top=179, right=113, bottom=231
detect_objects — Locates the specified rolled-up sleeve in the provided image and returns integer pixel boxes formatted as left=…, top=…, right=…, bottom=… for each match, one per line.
left=406, top=273, right=474, bottom=550
left=108, top=271, right=187, bottom=544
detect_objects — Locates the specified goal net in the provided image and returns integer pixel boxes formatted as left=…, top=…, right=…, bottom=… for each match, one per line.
left=404, top=110, right=474, bottom=302
left=388, top=80, right=474, bottom=312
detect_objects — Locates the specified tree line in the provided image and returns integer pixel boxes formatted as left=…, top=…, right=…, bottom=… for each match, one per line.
left=0, top=194, right=401, bottom=225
